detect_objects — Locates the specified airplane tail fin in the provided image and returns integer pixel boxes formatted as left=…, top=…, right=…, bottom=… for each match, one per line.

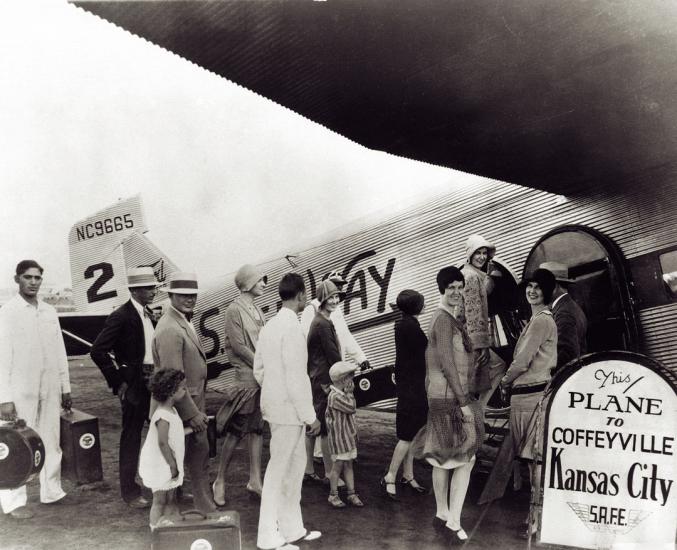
left=68, top=196, right=179, bottom=311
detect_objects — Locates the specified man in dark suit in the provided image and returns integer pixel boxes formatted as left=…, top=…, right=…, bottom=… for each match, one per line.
left=152, top=272, right=215, bottom=513
left=90, top=267, right=159, bottom=508
left=540, top=262, right=588, bottom=372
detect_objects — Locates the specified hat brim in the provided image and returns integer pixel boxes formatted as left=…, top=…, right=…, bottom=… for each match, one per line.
left=553, top=276, right=575, bottom=284
left=128, top=282, right=160, bottom=288
left=162, top=287, right=199, bottom=294
left=321, top=290, right=345, bottom=304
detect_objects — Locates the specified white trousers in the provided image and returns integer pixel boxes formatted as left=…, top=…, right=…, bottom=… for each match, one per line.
left=257, top=424, right=307, bottom=549
left=0, top=385, right=65, bottom=513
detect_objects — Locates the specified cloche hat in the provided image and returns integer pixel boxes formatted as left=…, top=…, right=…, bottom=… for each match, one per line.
left=234, top=264, right=267, bottom=292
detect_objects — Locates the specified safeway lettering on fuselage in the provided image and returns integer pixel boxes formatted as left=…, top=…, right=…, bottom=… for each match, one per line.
left=76, top=214, right=134, bottom=241
left=197, top=250, right=397, bottom=360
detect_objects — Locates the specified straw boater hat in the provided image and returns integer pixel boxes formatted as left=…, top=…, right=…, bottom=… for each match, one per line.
left=539, top=261, right=575, bottom=284
left=127, top=266, right=159, bottom=288
left=329, top=361, right=358, bottom=384
left=234, top=264, right=267, bottom=292
left=165, top=272, right=199, bottom=294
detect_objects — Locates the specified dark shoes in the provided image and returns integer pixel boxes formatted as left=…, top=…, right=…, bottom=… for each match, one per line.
left=400, top=477, right=428, bottom=494
left=246, top=483, right=262, bottom=500
left=303, top=472, right=325, bottom=484
left=380, top=477, right=398, bottom=501
left=442, top=526, right=468, bottom=545
left=9, top=506, right=34, bottom=519
left=126, top=495, right=151, bottom=509
left=432, top=516, right=446, bottom=532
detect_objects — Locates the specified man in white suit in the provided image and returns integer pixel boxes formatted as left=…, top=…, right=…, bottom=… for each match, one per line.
left=254, top=273, right=321, bottom=550
left=0, top=260, right=72, bottom=519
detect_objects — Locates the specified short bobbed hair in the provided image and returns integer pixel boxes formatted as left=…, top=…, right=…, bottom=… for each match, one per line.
left=436, top=266, right=465, bottom=294
left=522, top=268, right=557, bottom=304
left=396, top=289, right=425, bottom=316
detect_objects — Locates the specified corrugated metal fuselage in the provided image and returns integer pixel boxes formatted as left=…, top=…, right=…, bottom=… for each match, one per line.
left=196, top=176, right=676, bottom=403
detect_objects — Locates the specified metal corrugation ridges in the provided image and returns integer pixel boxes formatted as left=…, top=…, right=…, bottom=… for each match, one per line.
left=204, top=177, right=675, bottom=390
left=639, top=304, right=677, bottom=370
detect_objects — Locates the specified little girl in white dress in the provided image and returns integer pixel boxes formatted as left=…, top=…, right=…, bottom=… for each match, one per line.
left=139, top=368, right=187, bottom=529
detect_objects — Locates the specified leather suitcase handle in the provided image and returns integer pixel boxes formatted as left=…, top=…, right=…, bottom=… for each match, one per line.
left=180, top=509, right=208, bottom=520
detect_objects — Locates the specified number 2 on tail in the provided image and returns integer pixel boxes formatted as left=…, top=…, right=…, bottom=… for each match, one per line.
left=85, top=262, right=118, bottom=303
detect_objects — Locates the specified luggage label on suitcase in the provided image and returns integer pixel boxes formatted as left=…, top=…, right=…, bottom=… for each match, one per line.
left=0, top=420, right=45, bottom=490
left=60, top=408, right=103, bottom=484
left=152, top=509, right=241, bottom=550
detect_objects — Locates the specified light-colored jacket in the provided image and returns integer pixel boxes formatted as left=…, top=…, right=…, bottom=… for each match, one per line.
left=254, top=307, right=316, bottom=426
left=0, top=295, right=70, bottom=403
left=224, top=295, right=265, bottom=387
left=503, top=309, right=557, bottom=387
left=152, top=306, right=207, bottom=421
left=300, top=299, right=366, bottom=363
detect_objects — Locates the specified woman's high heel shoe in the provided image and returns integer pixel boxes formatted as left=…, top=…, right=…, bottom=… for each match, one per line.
left=400, top=477, right=428, bottom=494
left=380, top=477, right=398, bottom=501
left=445, top=527, right=468, bottom=545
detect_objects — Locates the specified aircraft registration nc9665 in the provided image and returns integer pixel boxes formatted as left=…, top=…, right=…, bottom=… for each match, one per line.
left=62, top=178, right=677, bottom=410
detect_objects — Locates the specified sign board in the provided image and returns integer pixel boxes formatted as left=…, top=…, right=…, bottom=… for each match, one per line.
left=541, top=352, right=676, bottom=549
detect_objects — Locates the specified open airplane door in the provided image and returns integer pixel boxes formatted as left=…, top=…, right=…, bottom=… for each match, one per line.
left=523, top=225, right=640, bottom=355
left=479, top=226, right=645, bottom=504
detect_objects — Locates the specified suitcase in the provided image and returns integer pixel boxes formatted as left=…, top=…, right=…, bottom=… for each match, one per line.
left=60, top=408, right=103, bottom=484
left=0, top=420, right=45, bottom=489
left=151, top=509, right=241, bottom=550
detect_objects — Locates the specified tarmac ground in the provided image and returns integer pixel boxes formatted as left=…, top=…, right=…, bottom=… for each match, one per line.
left=0, top=359, right=558, bottom=550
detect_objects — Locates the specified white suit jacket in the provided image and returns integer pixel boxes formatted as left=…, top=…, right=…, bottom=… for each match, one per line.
left=0, top=295, right=70, bottom=403
left=254, top=307, right=316, bottom=426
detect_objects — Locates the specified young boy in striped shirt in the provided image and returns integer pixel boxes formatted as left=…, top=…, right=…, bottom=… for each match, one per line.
left=325, top=361, right=364, bottom=508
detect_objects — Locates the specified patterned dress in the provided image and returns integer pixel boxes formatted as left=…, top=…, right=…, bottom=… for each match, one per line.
left=325, top=385, right=357, bottom=460
left=419, top=306, right=484, bottom=467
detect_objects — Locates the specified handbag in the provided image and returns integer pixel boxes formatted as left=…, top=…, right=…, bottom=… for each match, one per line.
left=425, top=395, right=477, bottom=458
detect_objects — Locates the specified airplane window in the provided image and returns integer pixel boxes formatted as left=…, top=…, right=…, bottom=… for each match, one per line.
left=659, top=250, right=677, bottom=298
left=524, top=227, right=635, bottom=352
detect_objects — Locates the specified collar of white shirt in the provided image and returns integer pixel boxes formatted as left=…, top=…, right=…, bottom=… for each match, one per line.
left=14, top=294, right=41, bottom=309
left=277, top=306, right=299, bottom=322
left=130, top=297, right=148, bottom=318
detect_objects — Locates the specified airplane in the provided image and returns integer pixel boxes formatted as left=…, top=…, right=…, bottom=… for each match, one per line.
left=61, top=0, right=676, bottom=389
left=60, top=176, right=677, bottom=417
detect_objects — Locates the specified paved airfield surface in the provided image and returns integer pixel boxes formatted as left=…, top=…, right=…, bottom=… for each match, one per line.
left=1, top=359, right=547, bottom=550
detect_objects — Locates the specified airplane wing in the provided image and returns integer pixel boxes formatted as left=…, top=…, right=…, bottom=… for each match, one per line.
left=73, top=1, right=677, bottom=197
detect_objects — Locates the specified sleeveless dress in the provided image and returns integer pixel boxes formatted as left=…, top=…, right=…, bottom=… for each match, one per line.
left=139, top=407, right=185, bottom=491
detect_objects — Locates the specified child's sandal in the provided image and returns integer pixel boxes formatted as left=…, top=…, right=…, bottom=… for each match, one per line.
left=346, top=492, right=364, bottom=507
left=328, top=493, right=346, bottom=508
